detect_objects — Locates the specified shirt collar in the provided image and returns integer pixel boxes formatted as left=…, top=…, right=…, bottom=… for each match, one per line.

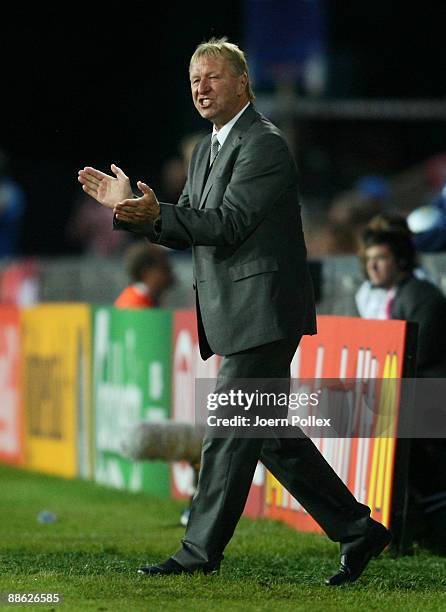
left=212, top=102, right=250, bottom=148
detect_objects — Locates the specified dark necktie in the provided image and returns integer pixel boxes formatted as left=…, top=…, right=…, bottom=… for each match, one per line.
left=210, top=134, right=220, bottom=166
left=200, top=135, right=220, bottom=208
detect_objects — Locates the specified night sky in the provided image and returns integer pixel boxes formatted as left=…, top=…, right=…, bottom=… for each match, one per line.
left=2, top=2, right=445, bottom=254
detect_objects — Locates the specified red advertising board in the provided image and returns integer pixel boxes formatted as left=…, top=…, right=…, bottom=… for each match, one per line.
left=0, top=306, right=24, bottom=465
left=171, top=310, right=220, bottom=499
left=265, top=315, right=409, bottom=531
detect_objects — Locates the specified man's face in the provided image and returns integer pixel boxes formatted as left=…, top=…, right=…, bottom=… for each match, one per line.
left=365, top=244, right=403, bottom=288
left=190, top=56, right=248, bottom=129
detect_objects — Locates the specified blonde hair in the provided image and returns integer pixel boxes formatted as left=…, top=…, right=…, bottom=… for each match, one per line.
left=190, top=37, right=255, bottom=102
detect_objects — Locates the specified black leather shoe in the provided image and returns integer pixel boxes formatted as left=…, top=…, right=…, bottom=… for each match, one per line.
left=326, top=520, right=392, bottom=586
left=137, top=557, right=219, bottom=576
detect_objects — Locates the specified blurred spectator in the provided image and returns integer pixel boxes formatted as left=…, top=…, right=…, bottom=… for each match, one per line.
left=357, top=226, right=446, bottom=375
left=357, top=226, right=446, bottom=553
left=355, top=175, right=390, bottom=203
left=115, top=242, right=174, bottom=308
left=67, top=193, right=132, bottom=255
left=407, top=182, right=446, bottom=252
left=0, top=149, right=26, bottom=257
left=389, top=152, right=446, bottom=217
left=302, top=202, right=355, bottom=257
left=327, top=175, right=391, bottom=254
left=159, top=132, right=206, bottom=202
left=355, top=213, right=431, bottom=319
left=0, top=259, right=39, bottom=306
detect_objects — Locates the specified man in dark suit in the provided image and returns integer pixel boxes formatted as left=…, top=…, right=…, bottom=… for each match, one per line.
left=78, top=37, right=390, bottom=585
left=360, top=226, right=446, bottom=553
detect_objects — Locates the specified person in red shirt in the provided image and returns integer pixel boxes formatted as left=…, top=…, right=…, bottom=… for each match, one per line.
left=115, top=242, right=174, bottom=309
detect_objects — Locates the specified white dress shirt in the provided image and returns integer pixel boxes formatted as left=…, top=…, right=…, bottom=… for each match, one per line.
left=211, top=102, right=251, bottom=148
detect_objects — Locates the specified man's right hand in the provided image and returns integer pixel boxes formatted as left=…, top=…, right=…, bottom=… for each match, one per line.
left=78, top=164, right=133, bottom=209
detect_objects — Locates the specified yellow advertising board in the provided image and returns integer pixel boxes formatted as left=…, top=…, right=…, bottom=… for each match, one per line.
left=22, top=304, right=91, bottom=478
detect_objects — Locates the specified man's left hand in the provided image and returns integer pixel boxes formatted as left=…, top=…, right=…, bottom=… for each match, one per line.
left=114, top=181, right=161, bottom=224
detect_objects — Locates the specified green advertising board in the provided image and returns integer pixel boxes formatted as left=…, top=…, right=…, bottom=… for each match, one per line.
left=92, top=307, right=172, bottom=497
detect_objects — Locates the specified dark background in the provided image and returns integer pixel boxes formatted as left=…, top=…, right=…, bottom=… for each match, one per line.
left=1, top=2, right=445, bottom=254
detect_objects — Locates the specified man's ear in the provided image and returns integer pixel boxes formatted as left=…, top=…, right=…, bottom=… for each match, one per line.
left=237, top=72, right=248, bottom=96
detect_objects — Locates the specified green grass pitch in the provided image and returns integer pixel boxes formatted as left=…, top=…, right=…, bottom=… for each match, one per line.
left=1, top=465, right=446, bottom=611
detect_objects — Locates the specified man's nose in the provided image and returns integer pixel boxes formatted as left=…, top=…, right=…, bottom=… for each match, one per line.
left=198, top=79, right=210, bottom=94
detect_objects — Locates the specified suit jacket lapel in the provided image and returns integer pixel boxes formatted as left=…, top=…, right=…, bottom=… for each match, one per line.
left=199, top=151, right=224, bottom=208
left=193, top=141, right=210, bottom=208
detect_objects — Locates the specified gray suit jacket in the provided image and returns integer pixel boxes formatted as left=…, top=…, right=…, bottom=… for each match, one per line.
left=115, top=105, right=316, bottom=358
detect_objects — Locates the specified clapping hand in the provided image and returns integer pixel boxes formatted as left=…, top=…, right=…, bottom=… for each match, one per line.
left=78, top=164, right=133, bottom=209
left=114, top=181, right=161, bottom=224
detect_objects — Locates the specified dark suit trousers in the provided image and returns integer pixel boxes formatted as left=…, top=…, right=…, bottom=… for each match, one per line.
left=173, top=337, right=370, bottom=569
